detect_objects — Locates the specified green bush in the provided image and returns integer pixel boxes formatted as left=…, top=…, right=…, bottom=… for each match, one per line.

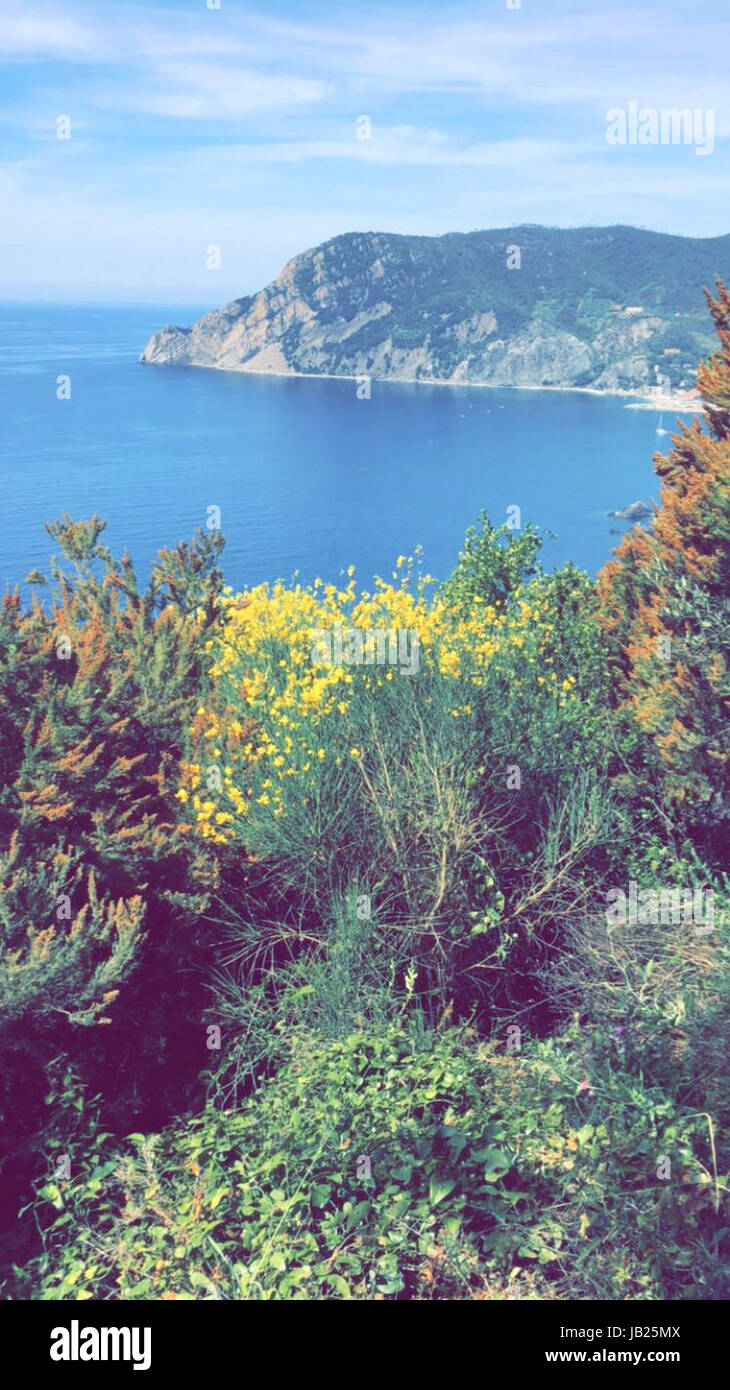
left=0, top=516, right=227, bottom=1275
left=182, top=536, right=613, bottom=1096
left=19, top=1021, right=729, bottom=1302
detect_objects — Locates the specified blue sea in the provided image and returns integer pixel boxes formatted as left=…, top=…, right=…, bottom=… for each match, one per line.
left=0, top=303, right=683, bottom=593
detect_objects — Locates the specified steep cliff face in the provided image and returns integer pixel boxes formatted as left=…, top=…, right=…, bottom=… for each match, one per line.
left=140, top=226, right=730, bottom=392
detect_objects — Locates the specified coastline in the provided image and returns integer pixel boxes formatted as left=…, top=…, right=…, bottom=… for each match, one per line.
left=142, top=354, right=703, bottom=414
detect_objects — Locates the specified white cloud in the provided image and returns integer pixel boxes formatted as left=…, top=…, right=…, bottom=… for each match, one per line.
left=0, top=8, right=99, bottom=59
left=3, top=2, right=727, bottom=113
left=93, top=62, right=328, bottom=120
left=0, top=0, right=727, bottom=297
left=154, top=128, right=588, bottom=171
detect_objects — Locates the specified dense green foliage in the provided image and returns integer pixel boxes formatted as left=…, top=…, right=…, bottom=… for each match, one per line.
left=599, top=283, right=730, bottom=859
left=0, top=519, right=226, bottom=1263
left=1, top=291, right=729, bottom=1301
left=18, top=1023, right=728, bottom=1301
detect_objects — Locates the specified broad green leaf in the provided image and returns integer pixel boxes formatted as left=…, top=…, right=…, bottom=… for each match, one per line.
left=429, top=1175, right=457, bottom=1206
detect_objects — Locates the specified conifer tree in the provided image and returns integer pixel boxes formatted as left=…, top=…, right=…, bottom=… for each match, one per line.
left=598, top=285, right=730, bottom=853
left=0, top=517, right=226, bottom=1146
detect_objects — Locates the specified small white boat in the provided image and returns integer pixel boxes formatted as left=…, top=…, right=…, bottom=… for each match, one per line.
left=656, top=413, right=668, bottom=436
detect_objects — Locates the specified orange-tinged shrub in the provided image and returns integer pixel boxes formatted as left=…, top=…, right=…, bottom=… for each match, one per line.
left=598, top=285, right=730, bottom=847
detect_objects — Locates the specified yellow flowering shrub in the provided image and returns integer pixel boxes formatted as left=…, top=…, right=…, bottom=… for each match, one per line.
left=180, top=565, right=581, bottom=845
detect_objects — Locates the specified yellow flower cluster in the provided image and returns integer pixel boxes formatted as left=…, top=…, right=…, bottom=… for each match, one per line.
left=180, top=572, right=578, bottom=842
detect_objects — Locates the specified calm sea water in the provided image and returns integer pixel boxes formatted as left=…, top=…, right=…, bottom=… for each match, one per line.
left=0, top=303, right=680, bottom=593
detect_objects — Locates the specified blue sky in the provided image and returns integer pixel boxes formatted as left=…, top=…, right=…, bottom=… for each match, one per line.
left=0, top=0, right=728, bottom=302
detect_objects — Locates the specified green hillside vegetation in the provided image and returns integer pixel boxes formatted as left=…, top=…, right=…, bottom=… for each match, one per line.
left=281, top=225, right=730, bottom=379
